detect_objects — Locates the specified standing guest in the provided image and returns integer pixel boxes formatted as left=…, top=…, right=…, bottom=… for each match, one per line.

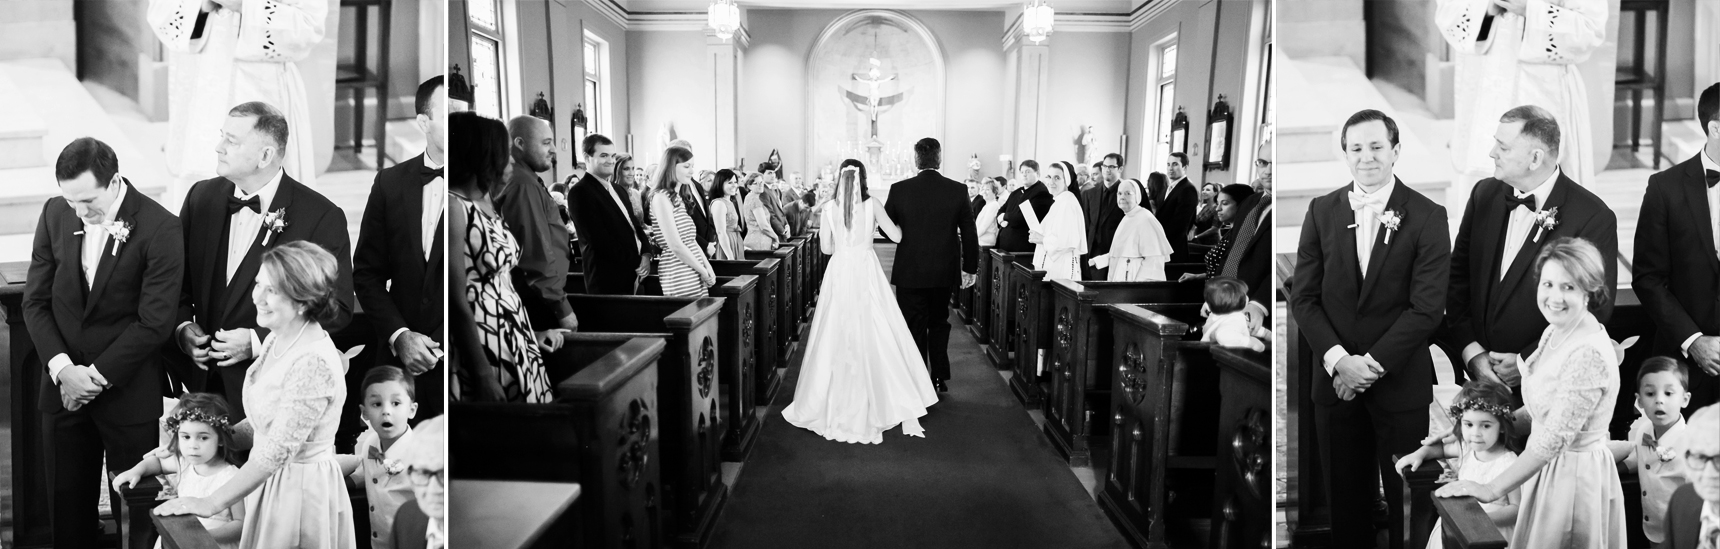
left=742, top=174, right=781, bottom=251
left=969, top=178, right=989, bottom=220
left=1144, top=171, right=1170, bottom=214
left=975, top=178, right=1004, bottom=248
left=668, top=140, right=716, bottom=256
left=1222, top=141, right=1277, bottom=309
left=709, top=169, right=744, bottom=260
left=996, top=160, right=1054, bottom=254
left=1293, top=109, right=1449, bottom=548
left=1190, top=182, right=1222, bottom=246
left=1157, top=152, right=1199, bottom=260
left=615, top=155, right=646, bottom=224
left=447, top=112, right=553, bottom=403
left=1180, top=185, right=1255, bottom=283
left=1435, top=237, right=1625, bottom=547
left=355, top=76, right=447, bottom=421
left=1031, top=161, right=1088, bottom=281
left=1081, top=153, right=1126, bottom=280
left=496, top=116, right=577, bottom=335
left=553, top=161, right=586, bottom=196
left=156, top=241, right=358, bottom=548
left=389, top=415, right=447, bottom=549
left=568, top=134, right=656, bottom=295
left=148, top=0, right=329, bottom=202
left=885, top=141, right=980, bottom=393
left=1089, top=178, right=1172, bottom=281
left=784, top=191, right=809, bottom=238
left=758, top=164, right=793, bottom=240
left=27, top=138, right=185, bottom=549
left=174, top=101, right=353, bottom=420
left=650, top=146, right=716, bottom=297
left=1635, top=83, right=1720, bottom=413
left=1445, top=105, right=1616, bottom=398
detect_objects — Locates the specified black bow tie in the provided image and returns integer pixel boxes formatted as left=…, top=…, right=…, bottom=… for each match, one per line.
left=1503, top=192, right=1536, bottom=212
left=422, top=166, right=444, bottom=185
left=1707, top=169, right=1719, bottom=188
left=228, top=195, right=261, bottom=215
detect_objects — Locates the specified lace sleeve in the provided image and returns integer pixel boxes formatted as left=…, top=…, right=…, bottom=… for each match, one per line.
left=1517, top=0, right=1607, bottom=64
left=234, top=0, right=329, bottom=63
left=1436, top=0, right=1494, bottom=54
left=241, top=353, right=340, bottom=476
left=148, top=0, right=211, bottom=53
left=1523, top=344, right=1611, bottom=461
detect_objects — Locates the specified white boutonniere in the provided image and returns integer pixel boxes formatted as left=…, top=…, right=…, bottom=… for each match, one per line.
left=1379, top=210, right=1403, bottom=244
left=260, top=208, right=288, bottom=245
left=1656, top=445, right=1677, bottom=463
left=106, top=220, right=131, bottom=256
left=1531, top=207, right=1559, bottom=242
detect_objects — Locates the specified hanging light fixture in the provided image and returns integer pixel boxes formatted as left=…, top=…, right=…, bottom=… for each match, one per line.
left=708, top=0, right=741, bottom=42
left=1023, top=0, right=1055, bottom=44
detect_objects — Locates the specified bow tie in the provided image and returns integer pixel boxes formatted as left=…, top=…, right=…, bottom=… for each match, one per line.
left=1504, top=192, right=1537, bottom=212
left=1707, top=169, right=1719, bottom=188
left=368, top=446, right=387, bottom=462
left=422, top=166, right=444, bottom=186
left=228, top=195, right=261, bottom=215
left=1348, top=190, right=1386, bottom=215
left=1640, top=431, right=1658, bottom=450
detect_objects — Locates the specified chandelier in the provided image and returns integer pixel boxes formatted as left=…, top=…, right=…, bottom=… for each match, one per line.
left=1023, top=0, right=1055, bottom=44
left=708, top=0, right=741, bottom=42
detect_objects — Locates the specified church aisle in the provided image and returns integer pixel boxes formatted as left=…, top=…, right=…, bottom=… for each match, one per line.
left=711, top=246, right=1129, bottom=549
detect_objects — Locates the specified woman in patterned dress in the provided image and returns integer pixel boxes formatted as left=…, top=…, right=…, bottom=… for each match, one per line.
left=446, top=112, right=553, bottom=403
left=651, top=146, right=716, bottom=297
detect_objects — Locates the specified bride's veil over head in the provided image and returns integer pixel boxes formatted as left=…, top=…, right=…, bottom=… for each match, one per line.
left=837, top=158, right=869, bottom=229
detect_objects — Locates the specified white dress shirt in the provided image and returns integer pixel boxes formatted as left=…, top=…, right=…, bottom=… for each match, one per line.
left=1323, top=180, right=1397, bottom=376
left=598, top=175, right=640, bottom=252
left=50, top=183, right=129, bottom=384
left=226, top=170, right=284, bottom=282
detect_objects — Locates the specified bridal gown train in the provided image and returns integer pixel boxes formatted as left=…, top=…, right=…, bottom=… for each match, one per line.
left=781, top=199, right=940, bottom=443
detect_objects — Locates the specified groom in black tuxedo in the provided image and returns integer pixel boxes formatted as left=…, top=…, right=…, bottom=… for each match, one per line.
left=995, top=159, right=1054, bottom=253
left=174, top=101, right=354, bottom=419
left=1445, top=105, right=1616, bottom=397
left=26, top=138, right=184, bottom=548
left=1291, top=110, right=1448, bottom=548
left=355, top=77, right=447, bottom=421
left=886, top=138, right=980, bottom=392
left=1635, top=82, right=1720, bottom=413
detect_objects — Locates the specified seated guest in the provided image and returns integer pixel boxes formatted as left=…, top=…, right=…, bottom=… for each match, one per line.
left=1661, top=403, right=1717, bottom=549
left=390, top=415, right=447, bottom=549
left=1089, top=178, right=1172, bottom=281
left=1607, top=357, right=1693, bottom=546
left=1200, top=277, right=1268, bottom=352
left=1030, top=161, right=1087, bottom=281
left=155, top=242, right=357, bottom=546
left=568, top=134, right=655, bottom=295
left=448, top=112, right=554, bottom=403
left=355, top=76, right=447, bottom=421
left=1181, top=184, right=1255, bottom=283
left=496, top=116, right=577, bottom=333
left=708, top=169, right=744, bottom=260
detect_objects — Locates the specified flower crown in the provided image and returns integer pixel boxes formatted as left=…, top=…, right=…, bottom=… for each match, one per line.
left=1447, top=399, right=1513, bottom=422
left=164, top=408, right=232, bottom=435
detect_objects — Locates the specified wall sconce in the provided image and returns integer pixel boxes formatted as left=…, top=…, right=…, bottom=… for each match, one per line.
left=529, top=91, right=553, bottom=121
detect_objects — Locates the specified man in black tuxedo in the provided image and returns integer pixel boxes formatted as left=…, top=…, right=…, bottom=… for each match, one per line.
left=1446, top=105, right=1616, bottom=396
left=355, top=77, right=447, bottom=421
left=1223, top=141, right=1273, bottom=308
left=1634, top=82, right=1720, bottom=413
left=757, top=164, right=793, bottom=241
left=568, top=133, right=656, bottom=295
left=995, top=159, right=1054, bottom=253
left=26, top=138, right=184, bottom=549
left=174, top=101, right=354, bottom=419
left=1291, top=110, right=1448, bottom=548
left=1081, top=153, right=1127, bottom=279
left=886, top=138, right=980, bottom=392
left=1157, top=153, right=1199, bottom=260
left=497, top=115, right=578, bottom=331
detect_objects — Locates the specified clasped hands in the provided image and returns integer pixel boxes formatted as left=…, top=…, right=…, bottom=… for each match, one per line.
left=1468, top=351, right=1522, bottom=388
left=178, top=324, right=253, bottom=369
left=59, top=364, right=109, bottom=411
left=391, top=331, right=444, bottom=375
left=1332, top=354, right=1385, bottom=401
left=1686, top=336, right=1720, bottom=377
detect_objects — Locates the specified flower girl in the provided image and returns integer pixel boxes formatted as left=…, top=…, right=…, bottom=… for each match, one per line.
left=113, top=393, right=245, bottom=548
left=1395, top=380, right=1522, bottom=548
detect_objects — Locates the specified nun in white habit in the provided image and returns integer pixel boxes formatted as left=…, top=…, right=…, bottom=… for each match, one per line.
left=1089, top=178, right=1173, bottom=281
left=1030, top=161, right=1088, bottom=281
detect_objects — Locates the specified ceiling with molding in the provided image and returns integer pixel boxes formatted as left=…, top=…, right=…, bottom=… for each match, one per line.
left=621, top=0, right=1144, bottom=13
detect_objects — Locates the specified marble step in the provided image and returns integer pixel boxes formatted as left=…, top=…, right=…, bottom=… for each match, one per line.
left=0, top=68, right=48, bottom=169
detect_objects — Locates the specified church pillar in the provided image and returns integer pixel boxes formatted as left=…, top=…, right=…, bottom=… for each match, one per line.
left=707, top=28, right=748, bottom=170
left=1010, top=42, right=1051, bottom=164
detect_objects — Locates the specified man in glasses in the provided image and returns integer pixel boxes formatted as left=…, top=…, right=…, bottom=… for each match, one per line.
left=1080, top=153, right=1127, bottom=279
left=1662, top=403, right=1718, bottom=549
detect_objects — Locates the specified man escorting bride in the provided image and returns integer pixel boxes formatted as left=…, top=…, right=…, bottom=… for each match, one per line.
left=782, top=138, right=979, bottom=444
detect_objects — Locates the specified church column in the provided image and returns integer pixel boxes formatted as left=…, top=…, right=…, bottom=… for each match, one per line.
left=707, top=27, right=748, bottom=170
left=1010, top=41, right=1051, bottom=165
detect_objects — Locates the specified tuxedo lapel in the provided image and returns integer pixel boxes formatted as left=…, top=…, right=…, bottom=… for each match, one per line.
left=405, top=175, right=426, bottom=261
left=1682, top=160, right=1720, bottom=273
left=1335, top=189, right=1363, bottom=297
left=61, top=208, right=88, bottom=312
left=220, top=177, right=298, bottom=323
left=84, top=185, right=141, bottom=315
left=1491, top=177, right=1566, bottom=318
left=1473, top=182, right=1507, bottom=312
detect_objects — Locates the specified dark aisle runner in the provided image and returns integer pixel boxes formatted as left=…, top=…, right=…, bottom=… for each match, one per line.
left=710, top=243, right=1128, bottom=549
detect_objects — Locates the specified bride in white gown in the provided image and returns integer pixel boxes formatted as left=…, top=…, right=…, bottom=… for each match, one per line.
left=782, top=161, right=940, bottom=443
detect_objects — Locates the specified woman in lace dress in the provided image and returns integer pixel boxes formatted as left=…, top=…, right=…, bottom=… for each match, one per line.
left=650, top=146, right=716, bottom=297
left=1435, top=237, right=1625, bottom=546
left=155, top=241, right=356, bottom=547
left=446, top=112, right=552, bottom=403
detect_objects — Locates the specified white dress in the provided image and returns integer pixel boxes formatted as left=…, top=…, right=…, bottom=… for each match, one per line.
left=162, top=457, right=244, bottom=549
left=1428, top=448, right=1520, bottom=549
left=781, top=198, right=939, bottom=444
left=1032, top=191, right=1088, bottom=281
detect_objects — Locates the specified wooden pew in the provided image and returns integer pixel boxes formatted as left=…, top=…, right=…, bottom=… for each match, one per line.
left=986, top=250, right=1032, bottom=367
left=152, top=514, right=219, bottom=549
left=1098, top=304, right=1221, bottom=549
left=746, top=247, right=797, bottom=368
left=710, top=275, right=762, bottom=462
left=1399, top=459, right=1509, bottom=549
left=453, top=480, right=584, bottom=549
left=453, top=335, right=666, bottom=549
left=1006, top=260, right=1049, bottom=405
left=1041, top=280, right=1205, bottom=466
left=967, top=246, right=994, bottom=344
left=1209, top=345, right=1272, bottom=549
left=1, top=262, right=52, bottom=547
left=713, top=258, right=782, bottom=404
left=1167, top=262, right=1205, bottom=280
left=562, top=296, right=728, bottom=548
left=793, top=235, right=815, bottom=324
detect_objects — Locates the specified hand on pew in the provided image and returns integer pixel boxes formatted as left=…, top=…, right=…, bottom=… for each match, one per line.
left=156, top=496, right=220, bottom=518
left=1434, top=479, right=1504, bottom=504
left=535, top=329, right=574, bottom=353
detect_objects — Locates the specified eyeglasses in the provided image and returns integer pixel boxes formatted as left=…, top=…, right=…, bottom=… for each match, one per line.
left=1255, top=159, right=1273, bottom=168
left=1690, top=450, right=1720, bottom=472
left=1101, top=164, right=1119, bottom=170
left=407, top=466, right=446, bottom=487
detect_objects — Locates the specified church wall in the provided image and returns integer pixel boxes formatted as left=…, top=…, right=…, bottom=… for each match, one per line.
left=627, top=29, right=716, bottom=168
left=739, top=9, right=1006, bottom=182
left=1124, top=0, right=1263, bottom=187
left=1038, top=31, right=1131, bottom=172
